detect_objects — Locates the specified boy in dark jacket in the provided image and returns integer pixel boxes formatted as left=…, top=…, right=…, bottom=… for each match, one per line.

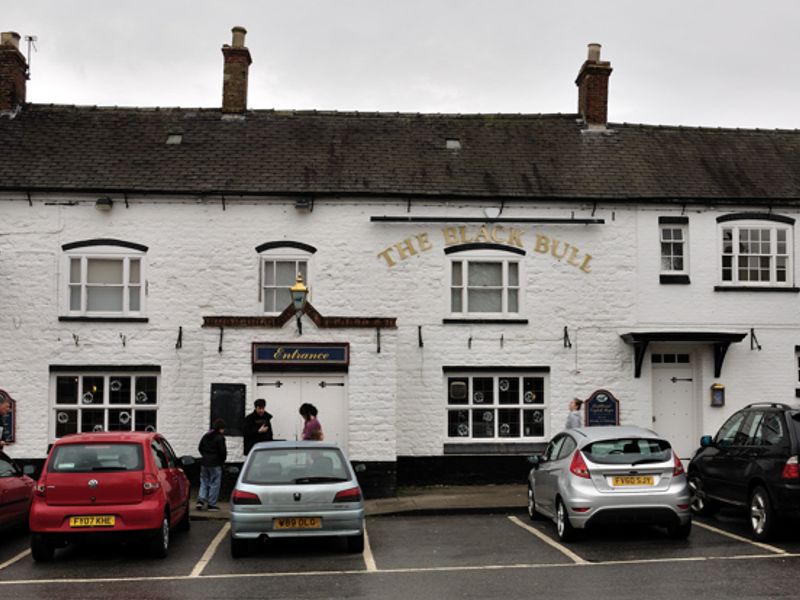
left=196, top=419, right=227, bottom=511
left=243, top=398, right=273, bottom=455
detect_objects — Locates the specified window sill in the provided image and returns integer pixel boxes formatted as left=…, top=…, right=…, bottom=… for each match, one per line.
left=444, top=442, right=546, bottom=455
left=59, top=316, right=149, bottom=323
left=443, top=318, right=529, bottom=325
left=660, top=274, right=690, bottom=285
left=713, top=286, right=799, bottom=293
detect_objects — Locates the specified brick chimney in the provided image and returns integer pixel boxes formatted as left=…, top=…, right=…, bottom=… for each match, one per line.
left=575, top=43, right=612, bottom=128
left=0, top=31, right=27, bottom=112
left=221, top=26, right=252, bottom=114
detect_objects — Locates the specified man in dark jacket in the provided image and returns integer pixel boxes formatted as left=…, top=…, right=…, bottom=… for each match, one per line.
left=243, top=398, right=273, bottom=455
left=196, top=419, right=226, bottom=511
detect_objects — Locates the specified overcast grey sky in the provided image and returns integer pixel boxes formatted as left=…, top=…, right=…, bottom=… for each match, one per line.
left=6, top=1, right=800, bottom=129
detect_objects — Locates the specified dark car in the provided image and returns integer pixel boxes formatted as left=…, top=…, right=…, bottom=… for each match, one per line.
left=688, top=402, right=800, bottom=541
left=29, top=432, right=194, bottom=561
left=0, top=451, right=35, bottom=531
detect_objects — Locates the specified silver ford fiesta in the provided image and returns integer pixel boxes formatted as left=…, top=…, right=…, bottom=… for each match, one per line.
left=527, top=426, right=691, bottom=541
left=229, top=441, right=365, bottom=557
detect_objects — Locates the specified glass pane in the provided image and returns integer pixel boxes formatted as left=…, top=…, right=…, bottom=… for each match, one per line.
left=471, top=409, right=494, bottom=438
left=722, top=229, right=733, bottom=253
left=109, top=377, right=132, bottom=404
left=451, top=261, right=462, bottom=286
left=275, top=288, right=291, bottom=311
left=298, top=262, right=307, bottom=281
left=264, top=289, right=276, bottom=312
left=82, top=377, right=104, bottom=405
left=108, top=409, right=133, bottom=432
left=508, top=289, right=518, bottom=312
left=69, top=286, right=81, bottom=310
left=498, top=377, right=519, bottom=404
left=661, top=228, right=672, bottom=241
left=87, top=287, right=124, bottom=311
left=674, top=257, right=684, bottom=270
left=447, top=410, right=469, bottom=437
left=508, top=262, right=518, bottom=286
left=498, top=409, right=520, bottom=437
left=447, top=378, right=469, bottom=405
left=276, top=261, right=297, bottom=285
left=523, top=409, right=545, bottom=436
left=135, top=377, right=158, bottom=405
left=129, top=259, right=140, bottom=283
left=472, top=378, right=493, bottom=404
left=468, top=262, right=502, bottom=286
left=87, top=259, right=123, bottom=284
left=468, top=289, right=502, bottom=312
left=264, top=261, right=275, bottom=286
left=523, top=378, right=544, bottom=404
left=451, top=288, right=462, bottom=312
left=56, top=376, right=79, bottom=405
left=55, top=409, right=78, bottom=437
left=70, top=258, right=81, bottom=283
left=129, top=287, right=141, bottom=311
left=81, top=409, right=105, bottom=433
left=134, top=410, right=158, bottom=433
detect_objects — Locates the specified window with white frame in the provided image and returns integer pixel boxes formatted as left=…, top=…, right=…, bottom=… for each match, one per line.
left=446, top=373, right=546, bottom=440
left=449, top=254, right=521, bottom=315
left=257, top=243, right=315, bottom=314
left=51, top=372, right=158, bottom=439
left=62, top=241, right=147, bottom=317
left=720, top=220, right=793, bottom=286
left=660, top=225, right=687, bottom=273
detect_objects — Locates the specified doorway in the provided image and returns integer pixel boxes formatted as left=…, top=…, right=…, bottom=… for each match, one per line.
left=650, top=351, right=697, bottom=461
left=255, top=375, right=347, bottom=448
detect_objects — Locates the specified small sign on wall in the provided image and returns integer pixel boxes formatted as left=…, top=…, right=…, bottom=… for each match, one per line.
left=0, top=389, right=16, bottom=444
left=585, top=389, right=620, bottom=426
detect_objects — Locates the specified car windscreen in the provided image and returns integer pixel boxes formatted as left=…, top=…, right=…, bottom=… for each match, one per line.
left=48, top=443, right=144, bottom=473
left=581, top=438, right=672, bottom=465
left=243, top=448, right=350, bottom=485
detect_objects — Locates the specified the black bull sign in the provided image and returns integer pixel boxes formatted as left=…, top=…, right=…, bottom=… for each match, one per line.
left=584, top=389, right=620, bottom=426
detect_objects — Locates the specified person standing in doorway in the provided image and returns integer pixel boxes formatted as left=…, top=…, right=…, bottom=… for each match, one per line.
left=243, top=398, right=273, bottom=455
left=196, top=418, right=227, bottom=512
left=565, top=398, right=584, bottom=430
left=299, top=403, right=323, bottom=441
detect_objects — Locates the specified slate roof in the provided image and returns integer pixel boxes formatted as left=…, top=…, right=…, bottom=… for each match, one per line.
left=1, top=104, right=800, bottom=201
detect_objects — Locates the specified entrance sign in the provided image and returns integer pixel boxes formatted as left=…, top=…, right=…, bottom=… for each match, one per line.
left=585, top=389, right=620, bottom=426
left=253, top=343, right=349, bottom=371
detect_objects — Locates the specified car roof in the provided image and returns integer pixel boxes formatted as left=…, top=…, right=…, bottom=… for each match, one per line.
left=53, top=431, right=159, bottom=445
left=567, top=426, right=663, bottom=443
left=250, top=440, right=345, bottom=452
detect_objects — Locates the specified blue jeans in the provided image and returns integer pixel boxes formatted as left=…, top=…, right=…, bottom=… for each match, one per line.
left=198, top=465, right=222, bottom=507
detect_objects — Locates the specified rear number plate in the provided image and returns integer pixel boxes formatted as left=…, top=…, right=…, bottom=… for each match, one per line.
left=69, top=515, right=116, bottom=527
left=274, top=517, right=321, bottom=530
left=612, top=475, right=654, bottom=486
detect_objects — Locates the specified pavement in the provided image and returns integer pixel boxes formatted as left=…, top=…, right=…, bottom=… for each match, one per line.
left=191, top=484, right=527, bottom=520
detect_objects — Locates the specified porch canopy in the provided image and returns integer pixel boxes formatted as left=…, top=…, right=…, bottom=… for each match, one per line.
left=620, top=331, right=747, bottom=378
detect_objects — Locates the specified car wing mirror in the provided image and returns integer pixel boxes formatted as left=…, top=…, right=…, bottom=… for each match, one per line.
left=527, top=455, right=545, bottom=467
left=353, top=463, right=367, bottom=473
left=700, top=435, right=714, bottom=448
left=22, top=464, right=36, bottom=476
left=225, top=465, right=240, bottom=475
left=178, top=455, right=196, bottom=468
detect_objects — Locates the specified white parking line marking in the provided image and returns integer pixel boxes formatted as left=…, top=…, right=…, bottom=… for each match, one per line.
left=190, top=522, right=230, bottom=577
left=0, top=549, right=30, bottom=571
left=693, top=520, right=786, bottom=554
left=508, top=515, right=587, bottom=564
left=362, top=524, right=377, bottom=572
left=0, top=552, right=799, bottom=586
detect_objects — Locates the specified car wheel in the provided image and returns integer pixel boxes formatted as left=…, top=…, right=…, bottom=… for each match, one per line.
left=527, top=484, right=540, bottom=521
left=555, top=498, right=576, bottom=542
left=750, top=486, right=776, bottom=542
left=230, top=536, right=250, bottom=558
left=146, top=514, right=170, bottom=559
left=176, top=500, right=191, bottom=532
left=688, top=474, right=718, bottom=516
left=31, top=533, right=55, bottom=563
left=666, top=519, right=692, bottom=540
left=346, top=531, right=365, bottom=554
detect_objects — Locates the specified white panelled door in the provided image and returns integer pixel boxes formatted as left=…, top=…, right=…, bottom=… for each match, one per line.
left=651, top=353, right=696, bottom=461
left=255, top=375, right=347, bottom=448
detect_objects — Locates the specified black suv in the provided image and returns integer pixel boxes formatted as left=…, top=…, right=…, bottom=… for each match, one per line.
left=688, top=403, right=800, bottom=541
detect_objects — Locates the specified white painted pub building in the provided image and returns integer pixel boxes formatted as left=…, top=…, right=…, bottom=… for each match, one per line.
left=2, top=30, right=799, bottom=495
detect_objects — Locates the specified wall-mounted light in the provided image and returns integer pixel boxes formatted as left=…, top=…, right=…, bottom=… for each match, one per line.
left=294, top=197, right=314, bottom=211
left=95, top=197, right=113, bottom=211
left=290, top=272, right=309, bottom=335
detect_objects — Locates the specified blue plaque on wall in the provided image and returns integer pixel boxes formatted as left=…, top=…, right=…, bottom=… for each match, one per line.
left=585, top=389, right=619, bottom=426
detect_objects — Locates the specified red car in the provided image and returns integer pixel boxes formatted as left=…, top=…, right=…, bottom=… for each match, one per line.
left=0, top=451, right=35, bottom=531
left=29, top=431, right=193, bottom=561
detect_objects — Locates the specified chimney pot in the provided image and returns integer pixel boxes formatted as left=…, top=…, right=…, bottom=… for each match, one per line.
left=1, top=31, right=21, bottom=49
left=231, top=26, right=247, bottom=48
left=587, top=43, right=601, bottom=62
